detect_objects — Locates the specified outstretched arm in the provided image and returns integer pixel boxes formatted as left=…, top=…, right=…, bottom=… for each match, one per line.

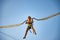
left=33, top=12, right=60, bottom=21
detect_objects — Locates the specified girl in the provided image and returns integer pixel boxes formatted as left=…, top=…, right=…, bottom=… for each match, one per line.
left=23, top=16, right=36, bottom=39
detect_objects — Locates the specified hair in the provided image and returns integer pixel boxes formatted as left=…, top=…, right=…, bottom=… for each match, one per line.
left=28, top=16, right=31, bottom=18
left=28, top=16, right=31, bottom=20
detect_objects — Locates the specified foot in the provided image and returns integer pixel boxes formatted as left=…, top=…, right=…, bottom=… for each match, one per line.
left=35, top=32, right=37, bottom=35
left=33, top=32, right=37, bottom=35
left=23, top=36, right=26, bottom=39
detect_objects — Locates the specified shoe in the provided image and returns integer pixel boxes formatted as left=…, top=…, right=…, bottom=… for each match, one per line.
left=35, top=32, right=37, bottom=35
left=33, top=32, right=37, bottom=35
left=23, top=37, right=26, bottom=39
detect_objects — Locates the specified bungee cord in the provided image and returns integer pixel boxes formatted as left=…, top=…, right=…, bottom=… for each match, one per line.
left=32, top=12, right=60, bottom=21
left=0, top=31, right=17, bottom=40
left=0, top=12, right=60, bottom=28
left=0, top=20, right=26, bottom=28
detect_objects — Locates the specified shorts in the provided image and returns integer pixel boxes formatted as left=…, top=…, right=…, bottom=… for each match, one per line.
left=28, top=26, right=31, bottom=30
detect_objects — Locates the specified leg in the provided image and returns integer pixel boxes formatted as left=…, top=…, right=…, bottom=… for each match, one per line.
left=23, top=27, right=29, bottom=39
left=31, top=26, right=37, bottom=35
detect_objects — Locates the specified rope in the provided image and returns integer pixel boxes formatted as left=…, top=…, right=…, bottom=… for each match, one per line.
left=32, top=12, right=60, bottom=21
left=0, top=20, right=26, bottom=28
left=0, top=12, right=60, bottom=28
left=0, top=31, right=17, bottom=40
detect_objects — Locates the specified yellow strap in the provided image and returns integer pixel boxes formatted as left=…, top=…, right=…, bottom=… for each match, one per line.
left=28, top=24, right=32, bottom=27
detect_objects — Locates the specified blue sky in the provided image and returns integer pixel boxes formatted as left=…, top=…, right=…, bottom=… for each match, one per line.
left=0, top=0, right=60, bottom=40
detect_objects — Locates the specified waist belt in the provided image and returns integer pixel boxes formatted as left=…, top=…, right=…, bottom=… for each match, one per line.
left=28, top=24, right=32, bottom=26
